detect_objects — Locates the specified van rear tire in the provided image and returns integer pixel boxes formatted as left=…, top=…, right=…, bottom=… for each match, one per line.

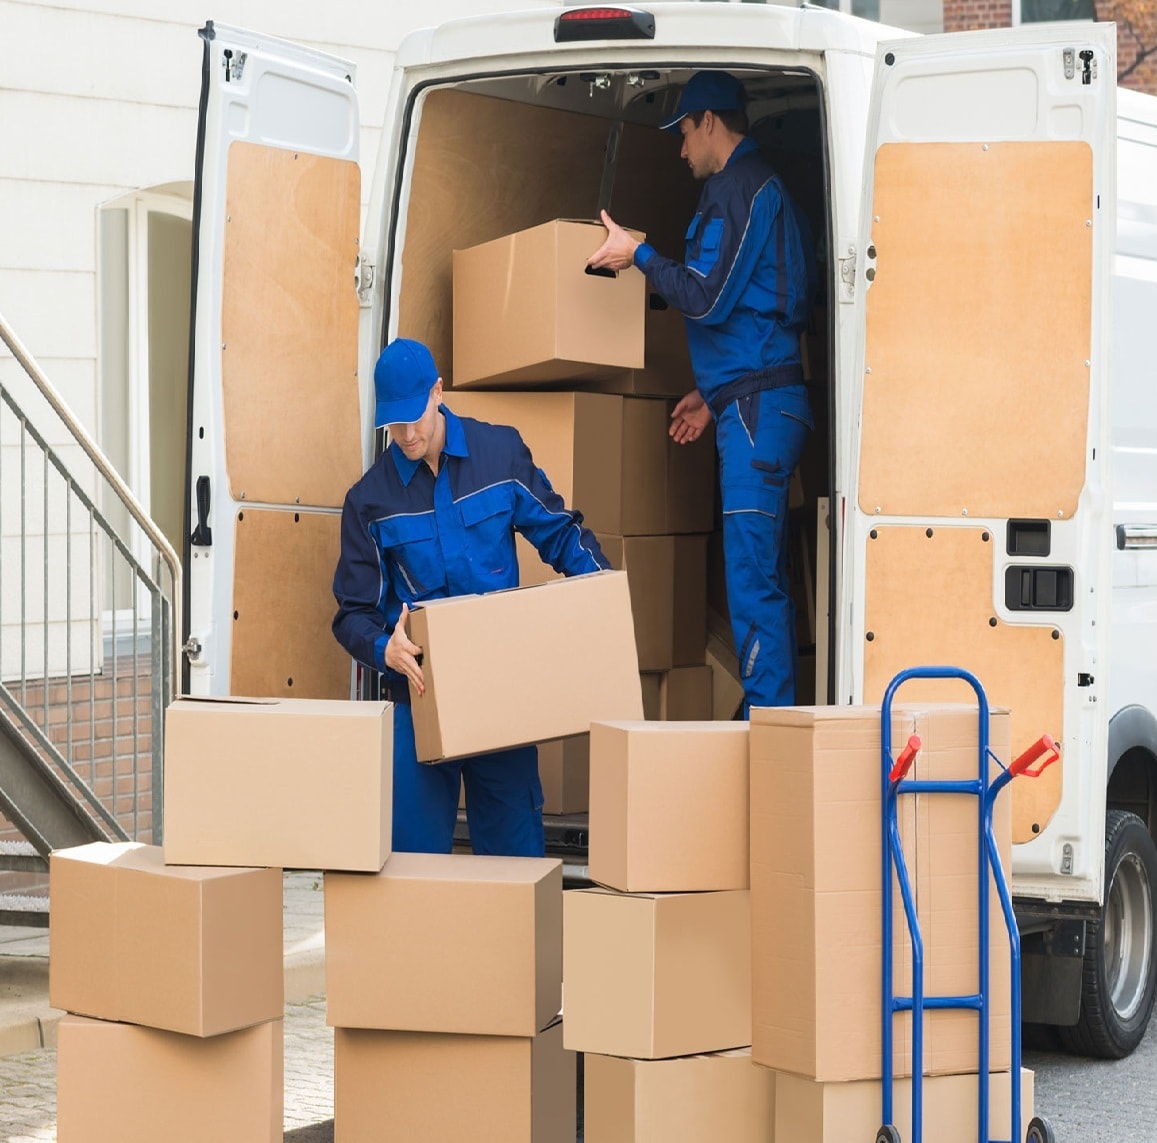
left=1058, top=810, right=1157, bottom=1058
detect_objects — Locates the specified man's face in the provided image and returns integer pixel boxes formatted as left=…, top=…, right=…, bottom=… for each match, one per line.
left=679, top=114, right=713, bottom=180
left=389, top=383, right=442, bottom=461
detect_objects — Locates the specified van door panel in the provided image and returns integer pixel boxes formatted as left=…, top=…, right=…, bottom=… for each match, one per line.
left=221, top=141, right=361, bottom=507
left=851, top=26, right=1114, bottom=892
left=858, top=140, right=1092, bottom=519
left=863, top=525, right=1064, bottom=841
left=188, top=24, right=361, bottom=696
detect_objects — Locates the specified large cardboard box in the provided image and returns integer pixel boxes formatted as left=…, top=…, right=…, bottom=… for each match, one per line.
left=325, top=852, right=562, bottom=1036
left=640, top=665, right=714, bottom=721
left=334, top=1020, right=575, bottom=1143
left=49, top=842, right=281, bottom=1037
left=408, top=571, right=643, bottom=763
left=584, top=1048, right=774, bottom=1143
left=163, top=696, right=391, bottom=871
left=445, top=392, right=715, bottom=549
left=775, top=1067, right=1034, bottom=1143
left=56, top=1014, right=283, bottom=1143
left=539, top=736, right=590, bottom=814
left=598, top=534, right=708, bottom=671
left=589, top=721, right=750, bottom=892
left=563, top=887, right=750, bottom=1059
left=453, top=218, right=645, bottom=387
left=749, top=704, right=1012, bottom=1082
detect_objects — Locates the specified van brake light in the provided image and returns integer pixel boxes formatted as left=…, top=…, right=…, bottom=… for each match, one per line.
left=554, top=7, right=656, bottom=42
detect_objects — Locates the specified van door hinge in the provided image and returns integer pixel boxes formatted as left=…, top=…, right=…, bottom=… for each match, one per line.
left=838, top=248, right=856, bottom=302
left=222, top=49, right=247, bottom=83
left=355, top=255, right=374, bottom=302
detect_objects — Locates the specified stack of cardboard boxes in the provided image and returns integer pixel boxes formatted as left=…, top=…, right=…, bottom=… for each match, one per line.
left=324, top=853, right=574, bottom=1141
left=748, top=703, right=1034, bottom=1142
left=49, top=569, right=643, bottom=1140
left=567, top=719, right=775, bottom=1140
left=447, top=217, right=720, bottom=821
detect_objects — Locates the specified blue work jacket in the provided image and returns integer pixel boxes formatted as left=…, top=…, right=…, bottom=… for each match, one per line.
left=332, top=405, right=608, bottom=677
left=634, top=137, right=814, bottom=413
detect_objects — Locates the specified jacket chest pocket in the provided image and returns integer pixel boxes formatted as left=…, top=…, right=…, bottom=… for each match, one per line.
left=377, top=513, right=445, bottom=600
left=458, top=485, right=515, bottom=578
left=687, top=215, right=724, bottom=278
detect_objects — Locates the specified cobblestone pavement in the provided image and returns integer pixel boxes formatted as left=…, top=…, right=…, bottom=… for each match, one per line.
left=0, top=992, right=334, bottom=1142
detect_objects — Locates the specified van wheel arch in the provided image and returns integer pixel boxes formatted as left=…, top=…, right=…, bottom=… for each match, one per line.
left=1107, top=705, right=1157, bottom=832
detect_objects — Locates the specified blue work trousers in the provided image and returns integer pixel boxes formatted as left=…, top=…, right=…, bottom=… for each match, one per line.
left=717, top=385, right=812, bottom=712
left=391, top=704, right=546, bottom=856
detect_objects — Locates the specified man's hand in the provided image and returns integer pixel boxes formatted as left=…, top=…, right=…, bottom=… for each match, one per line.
left=385, top=603, right=425, bottom=696
left=587, top=210, right=640, bottom=272
left=669, top=390, right=711, bottom=445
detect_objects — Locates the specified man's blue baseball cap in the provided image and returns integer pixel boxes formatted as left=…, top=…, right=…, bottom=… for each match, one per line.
left=374, top=338, right=440, bottom=427
left=660, top=71, right=746, bottom=133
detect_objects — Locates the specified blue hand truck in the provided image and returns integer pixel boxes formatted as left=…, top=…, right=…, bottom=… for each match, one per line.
left=877, top=665, right=1060, bottom=1143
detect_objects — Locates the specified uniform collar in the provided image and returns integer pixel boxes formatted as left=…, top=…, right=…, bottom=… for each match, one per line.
left=724, top=136, right=759, bottom=169
left=389, top=404, right=469, bottom=486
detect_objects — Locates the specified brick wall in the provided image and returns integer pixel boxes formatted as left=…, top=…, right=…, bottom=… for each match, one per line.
left=944, top=0, right=1157, bottom=93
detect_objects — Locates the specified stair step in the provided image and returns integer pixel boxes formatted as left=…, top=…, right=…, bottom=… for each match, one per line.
left=0, top=893, right=50, bottom=928
left=0, top=840, right=48, bottom=873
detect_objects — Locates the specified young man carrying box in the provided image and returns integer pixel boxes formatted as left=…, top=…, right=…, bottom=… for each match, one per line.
left=333, top=338, right=608, bottom=857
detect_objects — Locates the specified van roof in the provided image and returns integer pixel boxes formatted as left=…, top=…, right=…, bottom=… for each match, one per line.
left=395, top=2, right=910, bottom=72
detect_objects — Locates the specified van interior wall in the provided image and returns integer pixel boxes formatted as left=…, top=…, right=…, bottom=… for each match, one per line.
left=397, top=83, right=830, bottom=708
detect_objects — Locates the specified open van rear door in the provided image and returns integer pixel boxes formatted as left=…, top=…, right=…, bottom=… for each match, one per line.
left=185, top=23, right=363, bottom=699
left=848, top=25, right=1115, bottom=900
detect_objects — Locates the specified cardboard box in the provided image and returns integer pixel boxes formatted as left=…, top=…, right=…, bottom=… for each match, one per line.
left=49, top=842, right=282, bottom=1037
left=325, top=851, right=562, bottom=1036
left=749, top=704, right=1012, bottom=1082
left=563, top=887, right=750, bottom=1059
left=584, top=1048, right=774, bottom=1143
left=706, top=642, right=746, bottom=721
left=408, top=571, right=643, bottom=763
left=775, top=1067, right=1033, bottom=1143
left=589, top=721, right=750, bottom=892
left=581, top=291, right=695, bottom=399
left=445, top=391, right=715, bottom=544
left=56, top=1014, right=283, bottom=1143
left=334, top=1019, right=575, bottom=1143
left=598, top=534, right=708, bottom=671
left=539, top=736, right=590, bottom=814
left=163, top=696, right=391, bottom=871
left=453, top=218, right=645, bottom=387
left=640, top=666, right=714, bottom=721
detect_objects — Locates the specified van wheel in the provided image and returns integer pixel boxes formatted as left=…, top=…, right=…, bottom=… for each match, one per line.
left=1058, top=810, right=1157, bottom=1058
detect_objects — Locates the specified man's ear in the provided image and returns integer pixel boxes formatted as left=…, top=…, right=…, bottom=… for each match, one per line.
left=432, top=378, right=444, bottom=404
left=701, top=109, right=716, bottom=135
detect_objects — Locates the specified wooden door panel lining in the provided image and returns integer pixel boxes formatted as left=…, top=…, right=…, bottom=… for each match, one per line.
left=398, top=88, right=702, bottom=385
left=221, top=141, right=362, bottom=508
left=863, top=525, right=1063, bottom=842
left=859, top=141, right=1092, bottom=520
left=231, top=508, right=351, bottom=700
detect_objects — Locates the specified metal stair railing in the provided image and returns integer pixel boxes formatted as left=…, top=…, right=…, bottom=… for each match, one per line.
left=0, top=310, right=181, bottom=873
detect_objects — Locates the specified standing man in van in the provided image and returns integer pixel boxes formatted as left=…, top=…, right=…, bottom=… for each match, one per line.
left=332, top=337, right=608, bottom=857
left=588, top=70, right=814, bottom=712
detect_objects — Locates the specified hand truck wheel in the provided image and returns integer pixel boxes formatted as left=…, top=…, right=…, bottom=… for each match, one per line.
left=1026, top=1116, right=1056, bottom=1143
left=875, top=1127, right=902, bottom=1143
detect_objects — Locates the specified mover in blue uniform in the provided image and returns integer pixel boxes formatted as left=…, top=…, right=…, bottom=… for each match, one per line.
left=333, top=338, right=608, bottom=856
left=589, top=70, right=815, bottom=711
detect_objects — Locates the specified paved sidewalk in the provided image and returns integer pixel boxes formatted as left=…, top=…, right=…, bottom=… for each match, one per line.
left=0, top=872, right=333, bottom=1142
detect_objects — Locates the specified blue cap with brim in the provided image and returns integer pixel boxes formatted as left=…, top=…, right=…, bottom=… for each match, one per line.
left=659, top=70, right=745, bottom=133
left=374, top=338, right=439, bottom=427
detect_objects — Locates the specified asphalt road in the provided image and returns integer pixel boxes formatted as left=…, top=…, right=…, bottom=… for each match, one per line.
left=1025, top=1019, right=1157, bottom=1141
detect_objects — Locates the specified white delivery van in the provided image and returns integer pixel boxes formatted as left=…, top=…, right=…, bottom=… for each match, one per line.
left=184, top=6, right=1157, bottom=1055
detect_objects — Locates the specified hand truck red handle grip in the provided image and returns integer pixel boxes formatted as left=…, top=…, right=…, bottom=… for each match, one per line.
left=889, top=735, right=922, bottom=782
left=1009, top=734, right=1060, bottom=778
